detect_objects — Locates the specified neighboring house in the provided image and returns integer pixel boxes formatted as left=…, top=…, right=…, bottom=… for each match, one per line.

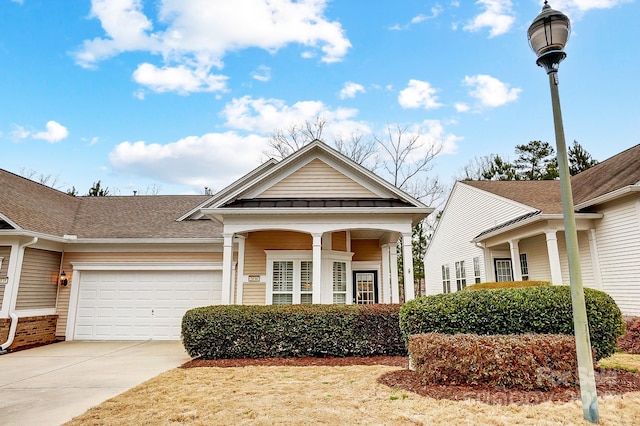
left=424, top=144, right=640, bottom=316
left=0, top=140, right=432, bottom=351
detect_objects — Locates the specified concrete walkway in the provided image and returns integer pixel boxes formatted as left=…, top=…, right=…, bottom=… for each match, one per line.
left=0, top=341, right=191, bottom=426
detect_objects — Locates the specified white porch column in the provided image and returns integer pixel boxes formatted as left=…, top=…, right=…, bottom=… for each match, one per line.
left=390, top=245, right=400, bottom=303
left=235, top=235, right=246, bottom=305
left=588, top=229, right=603, bottom=290
left=402, top=233, right=415, bottom=302
left=545, top=230, right=563, bottom=285
left=381, top=244, right=391, bottom=303
left=312, top=233, right=323, bottom=304
left=221, top=233, right=234, bottom=305
left=509, top=239, right=522, bottom=281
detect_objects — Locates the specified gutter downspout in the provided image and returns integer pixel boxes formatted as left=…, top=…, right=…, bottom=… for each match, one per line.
left=1, top=237, right=38, bottom=354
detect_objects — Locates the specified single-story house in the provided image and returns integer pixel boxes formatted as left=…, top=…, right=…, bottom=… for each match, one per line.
left=0, top=140, right=432, bottom=351
left=424, top=144, right=640, bottom=316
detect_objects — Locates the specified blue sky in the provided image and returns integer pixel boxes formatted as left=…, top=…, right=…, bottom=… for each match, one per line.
left=1, top=0, right=638, bottom=200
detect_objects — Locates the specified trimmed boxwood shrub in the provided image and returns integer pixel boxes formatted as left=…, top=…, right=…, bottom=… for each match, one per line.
left=409, top=333, right=585, bottom=390
left=463, top=280, right=550, bottom=291
left=182, top=304, right=405, bottom=359
left=399, top=286, right=624, bottom=360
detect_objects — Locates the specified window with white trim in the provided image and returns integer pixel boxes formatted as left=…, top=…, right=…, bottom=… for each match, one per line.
left=455, top=260, right=466, bottom=291
left=473, top=257, right=481, bottom=284
left=441, top=265, right=451, bottom=293
left=300, top=261, right=313, bottom=304
left=272, top=261, right=294, bottom=305
left=520, top=253, right=529, bottom=281
left=266, top=252, right=313, bottom=305
left=333, top=261, right=347, bottom=304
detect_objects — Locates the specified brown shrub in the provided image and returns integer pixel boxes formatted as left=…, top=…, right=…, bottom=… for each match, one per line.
left=618, top=316, right=640, bottom=354
left=408, top=333, right=591, bottom=391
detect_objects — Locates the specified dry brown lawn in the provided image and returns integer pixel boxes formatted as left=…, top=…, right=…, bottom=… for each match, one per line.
left=65, top=354, right=640, bottom=426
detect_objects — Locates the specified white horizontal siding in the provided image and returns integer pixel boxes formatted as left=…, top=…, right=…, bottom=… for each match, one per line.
left=424, top=183, right=534, bottom=294
left=594, top=198, right=640, bottom=316
left=519, top=234, right=552, bottom=282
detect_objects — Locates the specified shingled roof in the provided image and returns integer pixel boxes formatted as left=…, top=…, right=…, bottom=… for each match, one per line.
left=462, top=144, right=639, bottom=213
left=570, top=144, right=640, bottom=205
left=463, top=180, right=563, bottom=213
left=0, top=169, right=219, bottom=239
left=0, top=169, right=80, bottom=235
left=68, top=195, right=220, bottom=239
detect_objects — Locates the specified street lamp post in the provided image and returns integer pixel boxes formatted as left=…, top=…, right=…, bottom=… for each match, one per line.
left=527, top=2, right=599, bottom=423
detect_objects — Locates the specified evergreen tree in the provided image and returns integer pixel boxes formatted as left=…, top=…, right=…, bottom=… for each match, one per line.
left=87, top=180, right=110, bottom=196
left=568, top=140, right=598, bottom=175
left=514, top=140, right=557, bottom=180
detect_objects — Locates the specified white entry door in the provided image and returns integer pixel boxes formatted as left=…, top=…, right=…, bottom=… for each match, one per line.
left=74, top=270, right=221, bottom=340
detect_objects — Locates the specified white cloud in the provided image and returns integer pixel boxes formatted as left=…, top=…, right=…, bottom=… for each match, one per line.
left=339, top=82, right=365, bottom=99
left=398, top=80, right=443, bottom=110
left=390, top=6, right=443, bottom=30
left=251, top=65, right=271, bottom=82
left=463, top=74, right=521, bottom=108
left=132, top=63, right=228, bottom=94
left=108, top=131, right=268, bottom=189
left=454, top=102, right=470, bottom=112
left=74, top=0, right=351, bottom=93
left=13, top=121, right=69, bottom=143
left=221, top=96, right=369, bottom=139
left=464, top=0, right=515, bottom=37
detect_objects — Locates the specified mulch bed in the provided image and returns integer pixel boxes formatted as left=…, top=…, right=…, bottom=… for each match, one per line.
left=182, top=356, right=640, bottom=406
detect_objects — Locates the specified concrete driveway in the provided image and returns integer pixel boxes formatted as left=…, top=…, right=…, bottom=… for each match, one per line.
left=0, top=341, right=191, bottom=426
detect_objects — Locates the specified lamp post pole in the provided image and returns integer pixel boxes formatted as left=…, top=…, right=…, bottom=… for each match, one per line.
left=528, top=2, right=599, bottom=423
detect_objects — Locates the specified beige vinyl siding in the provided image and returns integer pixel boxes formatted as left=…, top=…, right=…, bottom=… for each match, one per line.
left=242, top=283, right=266, bottom=305
left=519, top=235, right=552, bottom=282
left=257, top=159, right=377, bottom=198
left=56, top=251, right=223, bottom=338
left=15, top=248, right=61, bottom=310
left=424, top=183, right=535, bottom=295
left=332, top=232, right=347, bottom=252
left=593, top=197, right=640, bottom=316
left=243, top=231, right=311, bottom=275
left=351, top=239, right=381, bottom=262
left=0, top=246, right=10, bottom=310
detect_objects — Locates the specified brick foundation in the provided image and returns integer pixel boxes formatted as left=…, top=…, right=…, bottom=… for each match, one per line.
left=0, top=315, right=59, bottom=351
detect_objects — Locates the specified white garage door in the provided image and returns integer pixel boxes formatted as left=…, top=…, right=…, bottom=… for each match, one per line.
left=74, top=270, right=222, bottom=340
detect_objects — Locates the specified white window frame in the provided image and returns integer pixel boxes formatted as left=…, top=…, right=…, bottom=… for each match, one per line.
left=519, top=253, right=529, bottom=281
left=265, top=251, right=313, bottom=305
left=455, top=260, right=466, bottom=291
left=473, top=256, right=481, bottom=284
left=441, top=265, right=451, bottom=293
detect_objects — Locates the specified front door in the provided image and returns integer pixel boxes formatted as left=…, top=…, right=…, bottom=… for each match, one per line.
left=494, top=259, right=513, bottom=282
left=353, top=271, right=378, bottom=304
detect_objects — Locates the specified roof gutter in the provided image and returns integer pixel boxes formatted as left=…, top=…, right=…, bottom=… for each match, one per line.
left=574, top=185, right=640, bottom=210
left=1, top=236, right=38, bottom=354
left=471, top=213, right=602, bottom=243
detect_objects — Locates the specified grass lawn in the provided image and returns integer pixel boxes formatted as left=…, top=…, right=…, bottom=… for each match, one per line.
left=64, top=353, right=640, bottom=426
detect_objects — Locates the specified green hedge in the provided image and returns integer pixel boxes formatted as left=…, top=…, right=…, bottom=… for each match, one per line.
left=399, top=286, right=624, bottom=360
left=463, top=280, right=551, bottom=291
left=182, top=304, right=406, bottom=359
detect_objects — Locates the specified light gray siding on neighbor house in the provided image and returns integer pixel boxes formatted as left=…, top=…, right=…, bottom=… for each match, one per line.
left=16, top=248, right=61, bottom=310
left=518, top=235, right=552, bottom=282
left=425, top=182, right=535, bottom=294
left=593, top=197, right=640, bottom=316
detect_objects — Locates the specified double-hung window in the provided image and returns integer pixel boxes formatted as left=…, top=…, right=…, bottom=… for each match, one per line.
left=520, top=253, right=529, bottom=281
left=473, top=257, right=481, bottom=284
left=332, top=261, right=347, bottom=304
left=455, top=260, right=466, bottom=291
left=267, top=252, right=313, bottom=305
left=441, top=265, right=451, bottom=293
